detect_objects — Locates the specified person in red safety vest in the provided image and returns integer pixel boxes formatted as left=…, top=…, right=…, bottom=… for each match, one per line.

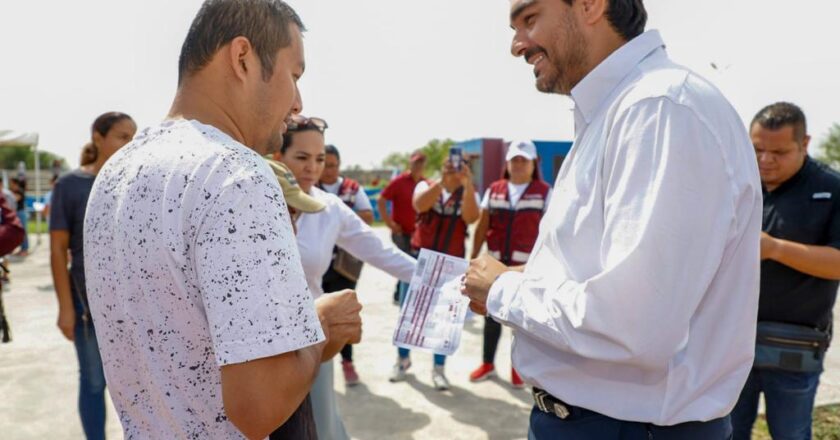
left=389, top=156, right=480, bottom=391
left=319, top=144, right=374, bottom=223
left=469, top=140, right=552, bottom=388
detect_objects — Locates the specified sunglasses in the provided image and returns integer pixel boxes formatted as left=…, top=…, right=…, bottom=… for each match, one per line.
left=287, top=115, right=328, bottom=133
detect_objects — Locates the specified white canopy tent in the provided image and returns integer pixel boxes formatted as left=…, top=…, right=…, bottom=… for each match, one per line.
left=0, top=130, right=43, bottom=244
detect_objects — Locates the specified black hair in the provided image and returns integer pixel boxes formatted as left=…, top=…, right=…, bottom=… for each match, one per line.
left=751, top=102, right=808, bottom=144
left=87, top=112, right=134, bottom=165
left=563, top=0, right=647, bottom=41
left=502, top=158, right=542, bottom=182
left=324, top=144, right=340, bottom=161
left=80, top=143, right=97, bottom=166
left=92, top=112, right=134, bottom=139
left=178, top=0, right=305, bottom=84
left=280, top=126, right=323, bottom=154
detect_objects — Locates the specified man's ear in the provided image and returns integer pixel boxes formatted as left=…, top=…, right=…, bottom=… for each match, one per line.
left=228, top=36, right=256, bottom=83
left=802, top=134, right=811, bottom=153
left=92, top=131, right=104, bottom=150
left=579, top=0, right=608, bottom=26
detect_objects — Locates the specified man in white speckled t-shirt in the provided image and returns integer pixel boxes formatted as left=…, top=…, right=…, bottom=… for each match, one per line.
left=83, top=1, right=362, bottom=439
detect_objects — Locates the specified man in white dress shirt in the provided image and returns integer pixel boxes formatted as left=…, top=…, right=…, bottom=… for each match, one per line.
left=462, top=1, right=762, bottom=438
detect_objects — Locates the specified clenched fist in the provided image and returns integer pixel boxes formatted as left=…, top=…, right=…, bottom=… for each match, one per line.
left=315, top=289, right=363, bottom=361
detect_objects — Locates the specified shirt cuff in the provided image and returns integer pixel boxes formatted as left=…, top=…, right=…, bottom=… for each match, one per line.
left=487, top=271, right=525, bottom=323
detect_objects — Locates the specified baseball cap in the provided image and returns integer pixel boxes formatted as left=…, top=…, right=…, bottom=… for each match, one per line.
left=506, top=140, right=538, bottom=161
left=410, top=150, right=427, bottom=163
left=264, top=158, right=326, bottom=213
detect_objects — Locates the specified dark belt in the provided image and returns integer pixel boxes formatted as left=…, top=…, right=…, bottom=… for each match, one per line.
left=532, top=387, right=733, bottom=437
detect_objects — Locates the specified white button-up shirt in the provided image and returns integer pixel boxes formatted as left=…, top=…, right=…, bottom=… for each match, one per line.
left=295, top=187, right=416, bottom=297
left=487, top=30, right=762, bottom=425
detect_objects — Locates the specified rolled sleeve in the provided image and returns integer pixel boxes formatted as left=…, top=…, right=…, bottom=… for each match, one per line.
left=487, top=271, right=525, bottom=321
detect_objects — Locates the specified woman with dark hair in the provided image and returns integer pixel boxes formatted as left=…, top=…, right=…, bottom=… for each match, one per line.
left=50, top=112, right=136, bottom=440
left=468, top=140, right=551, bottom=388
left=274, top=115, right=415, bottom=440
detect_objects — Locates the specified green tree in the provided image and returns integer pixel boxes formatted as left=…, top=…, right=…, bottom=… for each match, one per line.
left=380, top=138, right=455, bottom=178
left=382, top=151, right=409, bottom=171
left=817, top=123, right=840, bottom=171
left=419, top=139, right=455, bottom=177
left=0, top=146, right=65, bottom=170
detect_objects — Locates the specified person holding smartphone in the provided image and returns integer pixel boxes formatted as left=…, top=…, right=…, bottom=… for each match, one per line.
left=389, top=152, right=480, bottom=390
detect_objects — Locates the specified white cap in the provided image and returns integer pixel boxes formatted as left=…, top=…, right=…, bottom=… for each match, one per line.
left=506, top=140, right=538, bottom=161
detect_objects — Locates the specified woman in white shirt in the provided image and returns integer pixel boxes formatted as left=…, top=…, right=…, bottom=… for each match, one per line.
left=274, top=115, right=416, bottom=440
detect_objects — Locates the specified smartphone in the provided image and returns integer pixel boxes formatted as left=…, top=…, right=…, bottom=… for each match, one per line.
left=449, top=147, right=463, bottom=171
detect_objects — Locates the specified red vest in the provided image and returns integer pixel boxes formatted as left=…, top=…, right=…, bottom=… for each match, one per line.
left=485, top=179, right=550, bottom=265
left=411, top=186, right=468, bottom=257
left=319, top=177, right=360, bottom=209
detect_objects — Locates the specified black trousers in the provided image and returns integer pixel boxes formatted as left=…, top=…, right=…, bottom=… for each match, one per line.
left=269, top=395, right=317, bottom=440
left=391, top=233, right=412, bottom=301
left=483, top=316, right=503, bottom=364
left=529, top=406, right=732, bottom=439
left=322, top=265, right=358, bottom=362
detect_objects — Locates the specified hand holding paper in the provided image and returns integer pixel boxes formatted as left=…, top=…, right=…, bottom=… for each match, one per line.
left=461, top=254, right=509, bottom=315
left=392, top=249, right=470, bottom=356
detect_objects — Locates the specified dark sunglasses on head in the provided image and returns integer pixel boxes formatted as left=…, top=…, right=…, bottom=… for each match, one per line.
left=287, top=115, right=328, bottom=133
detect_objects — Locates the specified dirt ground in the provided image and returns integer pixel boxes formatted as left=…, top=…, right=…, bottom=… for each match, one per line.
left=1, top=229, right=838, bottom=439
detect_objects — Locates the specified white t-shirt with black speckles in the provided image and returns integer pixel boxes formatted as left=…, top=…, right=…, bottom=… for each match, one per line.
left=84, top=119, right=324, bottom=439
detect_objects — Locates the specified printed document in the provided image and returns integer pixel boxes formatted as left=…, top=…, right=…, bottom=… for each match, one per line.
left=393, top=249, right=470, bottom=355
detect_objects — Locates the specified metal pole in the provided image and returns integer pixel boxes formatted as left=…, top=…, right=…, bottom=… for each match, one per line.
left=34, top=134, right=41, bottom=246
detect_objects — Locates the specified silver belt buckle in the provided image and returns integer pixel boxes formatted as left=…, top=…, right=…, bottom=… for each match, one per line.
left=532, top=389, right=570, bottom=420
left=552, top=402, right=570, bottom=419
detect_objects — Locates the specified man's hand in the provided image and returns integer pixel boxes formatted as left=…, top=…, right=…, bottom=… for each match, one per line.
left=315, top=290, right=363, bottom=360
left=760, top=232, right=780, bottom=261
left=461, top=255, right=509, bottom=316
left=386, top=220, right=403, bottom=235
left=457, top=162, right=474, bottom=187
left=57, top=306, right=75, bottom=341
left=468, top=300, right=488, bottom=315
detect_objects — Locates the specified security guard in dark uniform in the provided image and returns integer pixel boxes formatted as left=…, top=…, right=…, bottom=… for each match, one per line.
left=731, top=102, right=840, bottom=440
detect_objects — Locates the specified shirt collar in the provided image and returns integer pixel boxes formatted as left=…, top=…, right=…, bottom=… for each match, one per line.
left=571, top=30, right=666, bottom=126
left=763, top=156, right=813, bottom=196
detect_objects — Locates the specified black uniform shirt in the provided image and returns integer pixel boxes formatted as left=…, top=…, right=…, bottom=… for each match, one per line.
left=760, top=157, right=840, bottom=330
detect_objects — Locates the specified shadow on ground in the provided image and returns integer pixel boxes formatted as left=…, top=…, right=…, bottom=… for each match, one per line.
left=406, top=377, right=531, bottom=440
left=485, top=376, right=534, bottom=407
left=337, top=383, right=431, bottom=440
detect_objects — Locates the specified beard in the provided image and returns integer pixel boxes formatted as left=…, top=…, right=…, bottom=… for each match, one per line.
left=530, top=14, right=588, bottom=95
left=263, top=130, right=284, bottom=155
